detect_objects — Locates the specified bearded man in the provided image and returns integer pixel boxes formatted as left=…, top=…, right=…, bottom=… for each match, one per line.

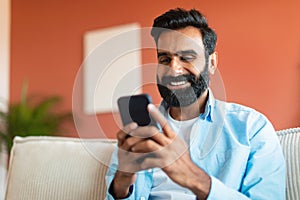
left=106, top=8, right=286, bottom=200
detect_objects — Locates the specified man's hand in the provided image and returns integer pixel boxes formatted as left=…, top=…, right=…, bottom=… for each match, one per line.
left=129, top=104, right=211, bottom=199
left=111, top=123, right=141, bottom=198
left=112, top=104, right=211, bottom=199
left=112, top=120, right=160, bottom=198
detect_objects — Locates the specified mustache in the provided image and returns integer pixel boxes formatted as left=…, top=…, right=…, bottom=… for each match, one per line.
left=161, top=74, right=196, bottom=85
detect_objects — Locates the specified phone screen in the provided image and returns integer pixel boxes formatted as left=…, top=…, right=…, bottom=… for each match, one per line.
left=117, top=94, right=157, bottom=127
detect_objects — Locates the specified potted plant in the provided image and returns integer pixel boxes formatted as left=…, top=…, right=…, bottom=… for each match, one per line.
left=0, top=82, right=72, bottom=154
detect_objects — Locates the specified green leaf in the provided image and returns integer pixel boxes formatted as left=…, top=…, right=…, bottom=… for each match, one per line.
left=0, top=81, right=73, bottom=154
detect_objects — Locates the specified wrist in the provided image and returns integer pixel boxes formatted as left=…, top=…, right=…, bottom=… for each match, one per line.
left=183, top=165, right=211, bottom=200
left=110, top=171, right=136, bottom=198
left=110, top=180, right=133, bottom=199
left=188, top=174, right=211, bottom=200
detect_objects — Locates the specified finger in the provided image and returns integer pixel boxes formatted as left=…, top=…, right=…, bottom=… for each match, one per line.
left=116, top=130, right=127, bottom=147
left=130, top=125, right=170, bottom=146
left=121, top=136, right=144, bottom=151
left=130, top=125, right=158, bottom=138
left=131, top=139, right=161, bottom=153
left=148, top=104, right=175, bottom=138
left=117, top=123, right=138, bottom=146
left=150, top=132, right=171, bottom=146
left=123, top=122, right=138, bottom=133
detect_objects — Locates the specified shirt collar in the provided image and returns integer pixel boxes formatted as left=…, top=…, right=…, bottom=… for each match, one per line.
left=159, top=88, right=215, bottom=122
left=200, top=88, right=215, bottom=122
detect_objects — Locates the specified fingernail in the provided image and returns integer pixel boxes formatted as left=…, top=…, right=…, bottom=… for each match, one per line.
left=129, top=122, right=138, bottom=129
left=148, top=104, right=155, bottom=111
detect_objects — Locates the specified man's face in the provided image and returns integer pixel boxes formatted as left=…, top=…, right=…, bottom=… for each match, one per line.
left=156, top=26, right=211, bottom=107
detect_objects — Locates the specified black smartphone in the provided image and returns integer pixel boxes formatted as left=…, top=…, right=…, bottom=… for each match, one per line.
left=117, top=94, right=158, bottom=127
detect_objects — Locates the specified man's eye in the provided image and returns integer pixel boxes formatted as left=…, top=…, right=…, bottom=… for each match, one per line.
left=159, top=57, right=171, bottom=64
left=180, top=55, right=195, bottom=62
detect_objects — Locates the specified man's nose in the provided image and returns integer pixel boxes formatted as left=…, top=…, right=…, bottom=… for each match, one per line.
left=170, top=56, right=183, bottom=74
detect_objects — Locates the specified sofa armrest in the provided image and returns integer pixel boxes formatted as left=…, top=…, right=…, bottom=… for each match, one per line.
left=5, top=136, right=117, bottom=200
left=277, top=127, right=300, bottom=200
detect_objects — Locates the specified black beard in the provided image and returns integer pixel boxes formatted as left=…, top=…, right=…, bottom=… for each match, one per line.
left=157, top=69, right=210, bottom=107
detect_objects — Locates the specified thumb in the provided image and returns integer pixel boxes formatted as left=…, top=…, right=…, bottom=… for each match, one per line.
left=147, top=104, right=175, bottom=138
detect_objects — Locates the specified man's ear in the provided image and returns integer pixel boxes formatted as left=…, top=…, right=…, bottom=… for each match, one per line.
left=209, top=51, right=218, bottom=75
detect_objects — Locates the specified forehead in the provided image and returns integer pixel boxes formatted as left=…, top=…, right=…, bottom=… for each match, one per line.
left=157, top=26, right=205, bottom=54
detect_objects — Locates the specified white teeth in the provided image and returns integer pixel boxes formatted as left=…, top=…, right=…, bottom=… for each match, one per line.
left=170, top=81, right=186, bottom=86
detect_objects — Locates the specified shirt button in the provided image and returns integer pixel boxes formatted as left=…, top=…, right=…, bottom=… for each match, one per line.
left=140, top=197, right=145, bottom=200
left=147, top=169, right=152, bottom=173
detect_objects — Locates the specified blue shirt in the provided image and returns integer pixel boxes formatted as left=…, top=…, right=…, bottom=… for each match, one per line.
left=106, top=91, right=286, bottom=200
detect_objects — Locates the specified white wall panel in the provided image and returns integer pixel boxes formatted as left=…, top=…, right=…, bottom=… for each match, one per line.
left=83, top=23, right=142, bottom=114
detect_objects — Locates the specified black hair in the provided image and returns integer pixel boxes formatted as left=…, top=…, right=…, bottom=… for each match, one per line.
left=151, top=8, right=217, bottom=55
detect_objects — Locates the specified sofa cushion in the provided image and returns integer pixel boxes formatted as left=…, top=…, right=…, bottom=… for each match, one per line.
left=277, top=127, right=300, bottom=200
left=5, top=136, right=117, bottom=200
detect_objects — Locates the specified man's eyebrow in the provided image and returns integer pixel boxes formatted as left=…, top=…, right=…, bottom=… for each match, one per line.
left=157, top=50, right=197, bottom=57
left=157, top=52, right=169, bottom=57
left=176, top=50, right=197, bottom=55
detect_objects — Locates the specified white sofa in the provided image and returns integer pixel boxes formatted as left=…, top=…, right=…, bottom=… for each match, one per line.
left=4, top=128, right=300, bottom=200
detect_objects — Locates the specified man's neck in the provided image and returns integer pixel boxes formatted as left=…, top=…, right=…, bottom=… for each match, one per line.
left=169, top=90, right=209, bottom=121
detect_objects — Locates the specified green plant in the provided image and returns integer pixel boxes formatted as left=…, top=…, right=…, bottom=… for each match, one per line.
left=0, top=82, right=72, bottom=154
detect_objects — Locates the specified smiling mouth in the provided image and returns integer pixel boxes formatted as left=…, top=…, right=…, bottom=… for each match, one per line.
left=160, top=74, right=194, bottom=90
left=168, top=80, right=190, bottom=89
left=170, top=81, right=187, bottom=86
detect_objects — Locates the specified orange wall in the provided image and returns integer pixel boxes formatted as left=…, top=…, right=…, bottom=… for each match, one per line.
left=10, top=0, right=300, bottom=138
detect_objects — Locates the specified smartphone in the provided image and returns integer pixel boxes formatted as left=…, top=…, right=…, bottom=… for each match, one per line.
left=117, top=94, right=158, bottom=127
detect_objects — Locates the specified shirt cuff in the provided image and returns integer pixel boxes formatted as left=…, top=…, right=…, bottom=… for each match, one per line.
left=207, top=176, right=250, bottom=200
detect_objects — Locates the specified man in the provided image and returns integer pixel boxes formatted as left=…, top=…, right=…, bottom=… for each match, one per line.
left=106, top=8, right=285, bottom=200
